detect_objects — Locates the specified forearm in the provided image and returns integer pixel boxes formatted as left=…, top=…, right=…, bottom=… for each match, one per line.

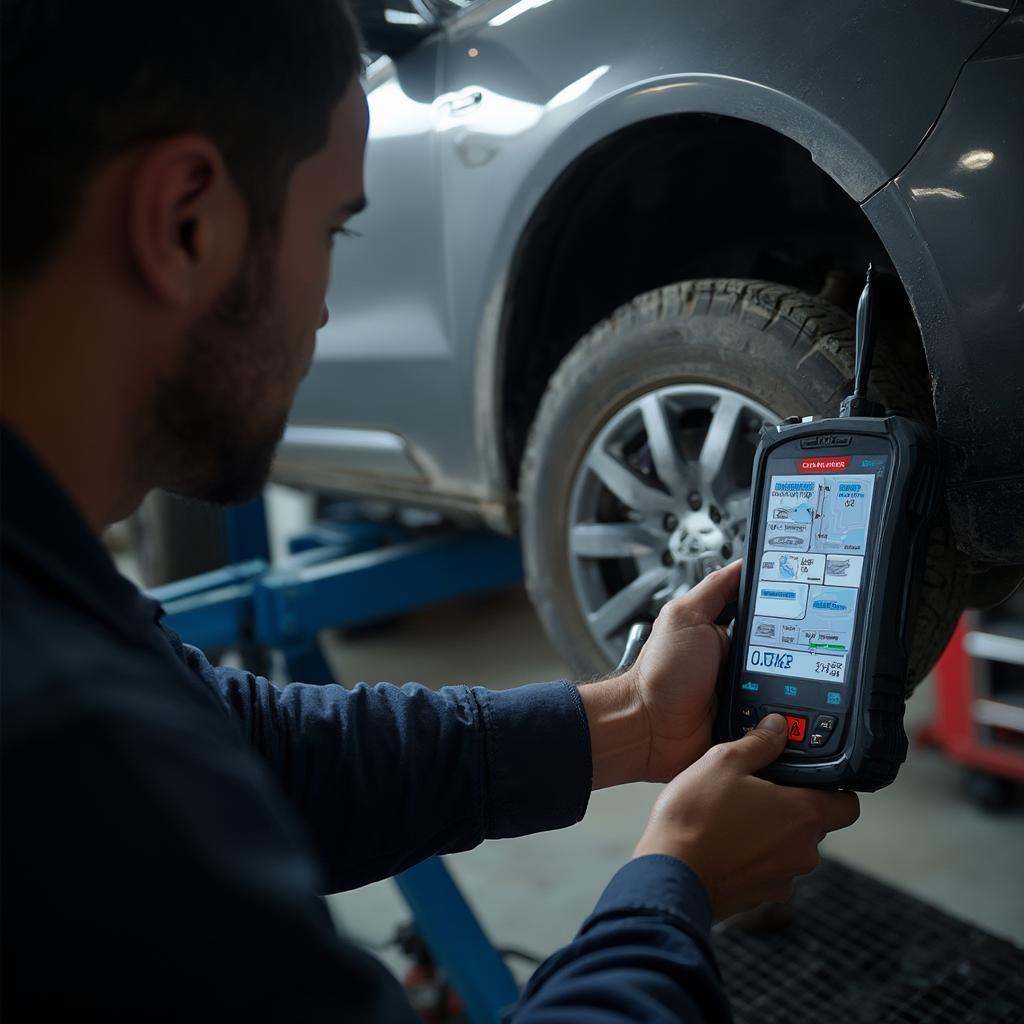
left=510, top=856, right=732, bottom=1022
left=175, top=635, right=593, bottom=890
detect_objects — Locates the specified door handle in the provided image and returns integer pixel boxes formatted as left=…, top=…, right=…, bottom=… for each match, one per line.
left=448, top=90, right=482, bottom=114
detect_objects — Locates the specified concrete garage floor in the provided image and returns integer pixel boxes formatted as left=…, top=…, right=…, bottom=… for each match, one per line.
left=317, top=583, right=1024, bottom=986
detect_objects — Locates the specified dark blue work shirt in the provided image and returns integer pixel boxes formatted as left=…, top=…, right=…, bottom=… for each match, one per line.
left=0, top=426, right=729, bottom=1021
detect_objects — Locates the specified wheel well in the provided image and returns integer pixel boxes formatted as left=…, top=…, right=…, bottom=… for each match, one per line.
left=499, top=114, right=929, bottom=489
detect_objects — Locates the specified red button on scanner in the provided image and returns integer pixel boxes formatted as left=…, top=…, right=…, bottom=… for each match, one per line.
left=785, top=715, right=807, bottom=743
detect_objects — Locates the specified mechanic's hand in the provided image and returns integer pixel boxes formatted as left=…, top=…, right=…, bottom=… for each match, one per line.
left=627, top=559, right=740, bottom=782
left=633, top=714, right=860, bottom=921
left=577, top=560, right=739, bottom=789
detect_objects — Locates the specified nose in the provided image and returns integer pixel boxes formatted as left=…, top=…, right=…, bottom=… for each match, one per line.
left=319, top=304, right=329, bottom=329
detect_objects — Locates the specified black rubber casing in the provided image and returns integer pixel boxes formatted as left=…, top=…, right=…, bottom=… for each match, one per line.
left=715, top=416, right=939, bottom=792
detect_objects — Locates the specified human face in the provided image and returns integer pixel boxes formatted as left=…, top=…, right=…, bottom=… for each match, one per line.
left=156, top=79, right=368, bottom=503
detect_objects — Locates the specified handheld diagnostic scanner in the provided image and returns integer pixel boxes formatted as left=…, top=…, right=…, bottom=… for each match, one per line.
left=715, top=268, right=940, bottom=791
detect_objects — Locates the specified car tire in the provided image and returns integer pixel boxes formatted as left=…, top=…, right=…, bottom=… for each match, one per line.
left=519, top=278, right=965, bottom=694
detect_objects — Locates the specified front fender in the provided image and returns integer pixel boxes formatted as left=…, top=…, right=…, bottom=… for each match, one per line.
left=862, top=15, right=1024, bottom=563
left=453, top=0, right=1006, bottom=503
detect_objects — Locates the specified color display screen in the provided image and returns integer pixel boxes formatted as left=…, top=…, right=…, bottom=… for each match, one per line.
left=743, top=463, right=880, bottom=685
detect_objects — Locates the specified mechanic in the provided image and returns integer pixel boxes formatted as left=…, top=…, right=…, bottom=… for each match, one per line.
left=0, top=2, right=859, bottom=1019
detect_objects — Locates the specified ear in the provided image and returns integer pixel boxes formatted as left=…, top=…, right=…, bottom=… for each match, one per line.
left=126, top=135, right=247, bottom=309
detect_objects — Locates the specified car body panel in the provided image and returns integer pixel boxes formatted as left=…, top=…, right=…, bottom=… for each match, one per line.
left=276, top=40, right=456, bottom=493
left=862, top=12, right=1024, bottom=561
left=277, top=0, right=1020, bottom=559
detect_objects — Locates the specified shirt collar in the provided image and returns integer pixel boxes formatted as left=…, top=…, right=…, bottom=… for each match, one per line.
left=1, top=423, right=160, bottom=637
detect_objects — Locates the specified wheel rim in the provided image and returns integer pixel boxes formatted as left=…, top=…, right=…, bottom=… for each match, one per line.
left=567, top=383, right=780, bottom=665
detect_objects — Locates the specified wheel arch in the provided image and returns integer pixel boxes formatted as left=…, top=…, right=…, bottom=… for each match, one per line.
left=482, top=88, right=930, bottom=512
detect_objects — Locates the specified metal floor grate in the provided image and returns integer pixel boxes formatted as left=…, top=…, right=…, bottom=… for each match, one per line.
left=712, top=857, right=1024, bottom=1024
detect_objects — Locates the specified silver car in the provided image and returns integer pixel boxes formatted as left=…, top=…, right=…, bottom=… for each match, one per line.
left=231, top=0, right=1024, bottom=686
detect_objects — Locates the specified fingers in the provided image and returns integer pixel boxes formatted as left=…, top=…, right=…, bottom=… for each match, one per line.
left=636, top=716, right=862, bottom=921
left=812, top=789, right=861, bottom=834
left=662, top=559, right=742, bottom=627
left=719, top=713, right=787, bottom=772
left=713, top=721, right=860, bottom=838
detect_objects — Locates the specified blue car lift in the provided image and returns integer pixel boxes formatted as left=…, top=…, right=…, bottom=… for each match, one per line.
left=151, top=498, right=525, bottom=1023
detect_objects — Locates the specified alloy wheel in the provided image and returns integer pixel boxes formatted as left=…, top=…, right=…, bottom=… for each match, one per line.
left=567, top=384, right=780, bottom=663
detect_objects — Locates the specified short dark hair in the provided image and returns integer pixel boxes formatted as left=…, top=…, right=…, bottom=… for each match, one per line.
left=1, top=0, right=363, bottom=282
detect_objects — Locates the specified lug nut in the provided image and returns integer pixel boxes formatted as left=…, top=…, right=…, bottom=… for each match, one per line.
left=709, top=505, right=721, bottom=524
left=663, top=513, right=678, bottom=531
left=688, top=491, right=702, bottom=511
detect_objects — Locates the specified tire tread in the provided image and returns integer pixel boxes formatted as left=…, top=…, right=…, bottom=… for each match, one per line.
left=520, top=279, right=963, bottom=687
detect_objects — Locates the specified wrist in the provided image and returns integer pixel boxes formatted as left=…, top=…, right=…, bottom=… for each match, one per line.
left=577, top=670, right=650, bottom=789
left=633, top=829, right=700, bottom=873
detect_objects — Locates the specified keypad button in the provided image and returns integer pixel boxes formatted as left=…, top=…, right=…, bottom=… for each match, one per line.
left=815, top=715, right=837, bottom=733
left=738, top=705, right=757, bottom=724
left=809, top=733, right=827, bottom=748
left=784, top=715, right=807, bottom=744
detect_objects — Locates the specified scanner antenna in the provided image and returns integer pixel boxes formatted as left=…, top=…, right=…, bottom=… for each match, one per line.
left=840, top=264, right=879, bottom=418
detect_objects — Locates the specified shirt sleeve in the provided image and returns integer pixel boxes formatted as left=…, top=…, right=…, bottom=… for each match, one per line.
left=509, top=856, right=733, bottom=1023
left=168, top=630, right=593, bottom=892
left=1, top=669, right=421, bottom=1023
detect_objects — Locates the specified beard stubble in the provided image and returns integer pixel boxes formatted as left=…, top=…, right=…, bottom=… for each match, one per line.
left=152, top=237, right=295, bottom=505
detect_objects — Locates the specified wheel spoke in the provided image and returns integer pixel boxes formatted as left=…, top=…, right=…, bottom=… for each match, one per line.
left=587, top=567, right=671, bottom=639
left=699, top=393, right=744, bottom=501
left=639, top=394, right=691, bottom=499
left=570, top=522, right=660, bottom=559
left=586, top=448, right=673, bottom=513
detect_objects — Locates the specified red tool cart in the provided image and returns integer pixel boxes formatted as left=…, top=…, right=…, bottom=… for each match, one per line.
left=919, top=587, right=1024, bottom=809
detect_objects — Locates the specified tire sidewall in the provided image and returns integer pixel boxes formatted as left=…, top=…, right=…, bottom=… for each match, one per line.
left=521, top=292, right=856, bottom=677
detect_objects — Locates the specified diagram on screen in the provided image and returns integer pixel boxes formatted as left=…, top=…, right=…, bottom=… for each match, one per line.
left=747, top=473, right=875, bottom=684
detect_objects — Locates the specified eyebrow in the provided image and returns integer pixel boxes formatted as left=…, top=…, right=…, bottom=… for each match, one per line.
left=336, top=195, right=368, bottom=218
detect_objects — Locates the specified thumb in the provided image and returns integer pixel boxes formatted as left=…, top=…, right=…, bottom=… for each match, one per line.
left=726, top=713, right=788, bottom=773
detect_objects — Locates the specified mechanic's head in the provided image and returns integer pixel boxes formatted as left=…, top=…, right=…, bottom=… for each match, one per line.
left=1, top=0, right=368, bottom=510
